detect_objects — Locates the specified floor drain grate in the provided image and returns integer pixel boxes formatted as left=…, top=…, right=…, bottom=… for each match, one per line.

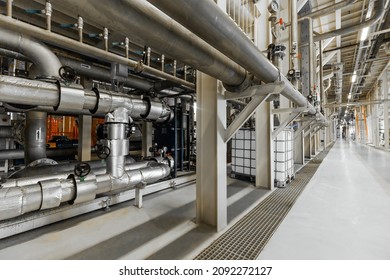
left=195, top=147, right=332, bottom=260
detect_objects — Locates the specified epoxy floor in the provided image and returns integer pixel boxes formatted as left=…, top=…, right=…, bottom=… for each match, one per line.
left=260, top=140, right=390, bottom=259
left=1, top=140, right=389, bottom=259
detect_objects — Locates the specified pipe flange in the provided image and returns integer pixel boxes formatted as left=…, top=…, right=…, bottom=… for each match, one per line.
left=39, top=179, right=62, bottom=210
left=223, top=72, right=254, bottom=93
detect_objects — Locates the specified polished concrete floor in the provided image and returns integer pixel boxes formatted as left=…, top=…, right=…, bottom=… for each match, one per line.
left=1, top=140, right=389, bottom=259
left=260, top=140, right=390, bottom=259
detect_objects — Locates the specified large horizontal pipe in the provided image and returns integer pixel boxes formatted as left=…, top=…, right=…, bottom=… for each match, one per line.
left=0, top=162, right=170, bottom=220
left=146, top=0, right=326, bottom=122
left=0, top=15, right=195, bottom=90
left=47, top=0, right=248, bottom=88
left=0, top=26, right=61, bottom=78
left=58, top=56, right=154, bottom=91
left=314, top=0, right=386, bottom=42
left=0, top=75, right=172, bottom=121
left=0, top=147, right=79, bottom=161
left=0, top=126, right=13, bottom=138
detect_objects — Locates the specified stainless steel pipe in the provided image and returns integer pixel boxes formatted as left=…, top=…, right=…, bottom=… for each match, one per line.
left=24, top=111, right=47, bottom=164
left=0, top=162, right=170, bottom=220
left=47, top=0, right=248, bottom=88
left=58, top=56, right=154, bottom=91
left=0, top=26, right=62, bottom=79
left=0, top=75, right=172, bottom=122
left=146, top=0, right=326, bottom=121
left=0, top=126, right=13, bottom=138
left=0, top=15, right=195, bottom=90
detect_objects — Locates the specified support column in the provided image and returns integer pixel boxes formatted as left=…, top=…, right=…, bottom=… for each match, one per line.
left=196, top=72, right=227, bottom=231
left=79, top=76, right=93, bottom=161
left=255, top=101, right=274, bottom=189
left=383, top=71, right=389, bottom=149
left=141, top=122, right=153, bottom=158
left=304, top=128, right=311, bottom=159
left=294, top=129, right=305, bottom=164
left=78, top=115, right=92, bottom=161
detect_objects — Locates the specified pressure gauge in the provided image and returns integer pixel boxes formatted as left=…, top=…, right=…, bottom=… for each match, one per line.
left=268, top=1, right=279, bottom=13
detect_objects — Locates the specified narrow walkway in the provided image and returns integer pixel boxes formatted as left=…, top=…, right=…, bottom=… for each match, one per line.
left=260, top=140, right=390, bottom=259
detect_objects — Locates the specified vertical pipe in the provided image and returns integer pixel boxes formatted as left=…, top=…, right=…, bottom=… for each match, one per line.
left=78, top=16, right=84, bottom=43
left=173, top=60, right=177, bottom=77
left=173, top=98, right=178, bottom=178
left=290, top=0, right=299, bottom=88
left=7, top=0, right=12, bottom=17
left=103, top=27, right=109, bottom=52
left=184, top=65, right=187, bottom=81
left=319, top=40, right=324, bottom=108
left=161, top=54, right=165, bottom=72
left=180, top=99, right=184, bottom=171
left=45, top=2, right=52, bottom=32
left=186, top=99, right=191, bottom=171
left=147, top=47, right=151, bottom=66
left=25, top=111, right=47, bottom=164
left=125, top=37, right=129, bottom=59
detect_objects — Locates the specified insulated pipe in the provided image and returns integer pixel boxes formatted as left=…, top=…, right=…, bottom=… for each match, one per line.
left=290, top=0, right=299, bottom=88
left=0, top=147, right=78, bottom=160
left=58, top=56, right=154, bottom=91
left=146, top=0, right=326, bottom=121
left=0, top=26, right=61, bottom=79
left=1, top=161, right=160, bottom=189
left=0, top=75, right=172, bottom=122
left=47, top=0, right=248, bottom=88
left=0, top=48, right=28, bottom=61
left=299, top=0, right=358, bottom=19
left=24, top=111, right=47, bottom=164
left=314, top=0, right=386, bottom=42
left=0, top=163, right=170, bottom=220
left=0, top=15, right=195, bottom=90
left=0, top=126, right=13, bottom=138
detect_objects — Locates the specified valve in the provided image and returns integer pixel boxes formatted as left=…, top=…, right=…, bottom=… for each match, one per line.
left=74, top=162, right=91, bottom=177
left=58, top=66, right=77, bottom=83
left=96, top=144, right=110, bottom=159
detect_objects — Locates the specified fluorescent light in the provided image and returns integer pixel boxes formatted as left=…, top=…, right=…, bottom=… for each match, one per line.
left=348, top=93, right=352, bottom=99
left=351, top=71, right=357, bottom=83
left=360, top=26, right=369, bottom=41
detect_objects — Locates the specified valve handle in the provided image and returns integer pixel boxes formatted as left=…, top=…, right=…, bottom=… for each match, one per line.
left=58, top=66, right=77, bottom=83
left=96, top=145, right=110, bottom=159
left=74, top=162, right=91, bottom=177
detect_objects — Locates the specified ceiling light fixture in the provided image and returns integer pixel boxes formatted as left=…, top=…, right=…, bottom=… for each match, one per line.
left=360, top=26, right=369, bottom=41
left=351, top=71, right=357, bottom=83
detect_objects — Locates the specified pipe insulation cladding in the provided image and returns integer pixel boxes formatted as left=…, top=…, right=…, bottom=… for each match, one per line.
left=0, top=75, right=172, bottom=122
left=0, top=163, right=171, bottom=221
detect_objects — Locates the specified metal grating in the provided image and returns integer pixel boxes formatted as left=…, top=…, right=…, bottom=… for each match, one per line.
left=195, top=148, right=332, bottom=260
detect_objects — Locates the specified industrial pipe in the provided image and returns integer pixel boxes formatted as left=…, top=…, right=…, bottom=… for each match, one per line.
left=0, top=147, right=78, bottom=161
left=145, top=0, right=326, bottom=122
left=299, top=0, right=358, bottom=19
left=0, top=126, right=13, bottom=138
left=0, top=15, right=195, bottom=90
left=0, top=75, right=173, bottom=122
left=58, top=56, right=154, bottom=91
left=47, top=0, right=248, bottom=89
left=0, top=162, right=171, bottom=220
left=24, top=111, right=47, bottom=164
left=0, top=26, right=62, bottom=79
left=314, top=0, right=386, bottom=42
